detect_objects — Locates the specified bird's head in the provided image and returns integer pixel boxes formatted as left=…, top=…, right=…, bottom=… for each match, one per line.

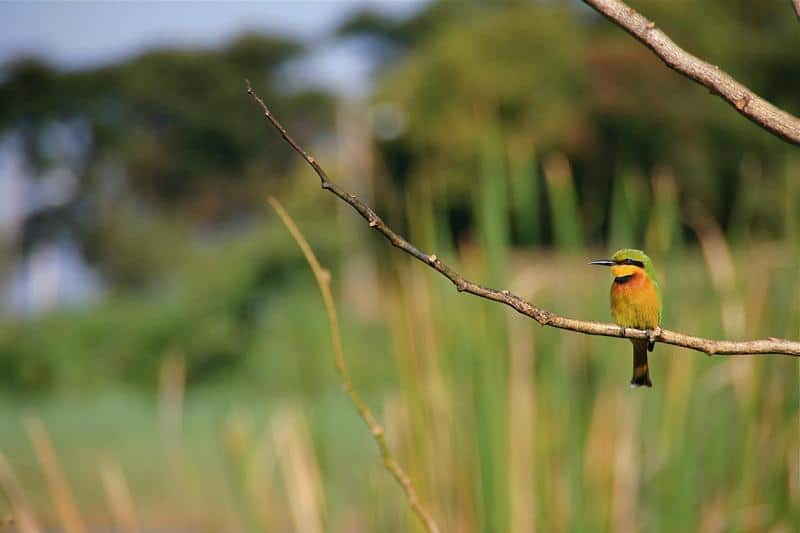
left=590, top=248, right=656, bottom=280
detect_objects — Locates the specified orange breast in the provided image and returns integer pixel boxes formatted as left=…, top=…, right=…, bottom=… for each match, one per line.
left=610, top=272, right=661, bottom=329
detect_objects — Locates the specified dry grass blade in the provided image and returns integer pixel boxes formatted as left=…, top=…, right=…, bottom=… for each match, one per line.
left=267, top=197, right=441, bottom=533
left=99, top=459, right=140, bottom=533
left=508, top=314, right=536, bottom=533
left=24, top=415, right=87, bottom=533
left=272, top=410, right=325, bottom=533
left=247, top=81, right=800, bottom=359
left=688, top=208, right=746, bottom=338
left=158, top=354, right=186, bottom=493
left=611, top=394, right=641, bottom=533
left=0, top=452, right=41, bottom=533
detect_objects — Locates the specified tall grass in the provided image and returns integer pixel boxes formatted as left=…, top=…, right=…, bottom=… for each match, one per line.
left=0, top=142, right=797, bottom=531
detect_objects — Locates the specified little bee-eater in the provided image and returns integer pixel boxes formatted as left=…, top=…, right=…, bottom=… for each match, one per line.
left=590, top=249, right=661, bottom=388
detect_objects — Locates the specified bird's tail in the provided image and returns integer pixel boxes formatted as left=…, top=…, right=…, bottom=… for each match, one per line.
left=630, top=339, right=653, bottom=388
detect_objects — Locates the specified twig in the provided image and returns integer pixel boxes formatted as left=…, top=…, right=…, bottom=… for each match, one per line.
left=794, top=0, right=800, bottom=21
left=267, top=197, right=441, bottom=533
left=248, top=83, right=800, bottom=357
left=582, top=0, right=800, bottom=146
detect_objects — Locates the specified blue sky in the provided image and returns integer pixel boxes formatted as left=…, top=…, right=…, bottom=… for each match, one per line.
left=0, top=1, right=427, bottom=95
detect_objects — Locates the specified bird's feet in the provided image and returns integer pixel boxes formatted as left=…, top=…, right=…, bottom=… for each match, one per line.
left=645, top=327, right=661, bottom=352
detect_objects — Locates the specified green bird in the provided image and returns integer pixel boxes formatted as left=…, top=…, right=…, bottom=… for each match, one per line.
left=590, top=249, right=662, bottom=388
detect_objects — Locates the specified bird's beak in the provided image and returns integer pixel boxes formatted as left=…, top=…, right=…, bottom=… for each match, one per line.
left=589, top=259, right=615, bottom=266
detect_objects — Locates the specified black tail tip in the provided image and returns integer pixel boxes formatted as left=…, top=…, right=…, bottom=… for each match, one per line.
left=630, top=375, right=653, bottom=388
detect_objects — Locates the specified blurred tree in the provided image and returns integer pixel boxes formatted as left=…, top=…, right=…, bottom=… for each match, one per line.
left=0, top=33, right=334, bottom=285
left=341, top=0, right=800, bottom=243
left=0, top=34, right=332, bottom=209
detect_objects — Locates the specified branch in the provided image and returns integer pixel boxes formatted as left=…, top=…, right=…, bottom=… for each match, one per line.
left=247, top=81, right=800, bottom=361
left=794, top=0, right=800, bottom=21
left=582, top=0, right=800, bottom=146
left=267, top=197, right=441, bottom=533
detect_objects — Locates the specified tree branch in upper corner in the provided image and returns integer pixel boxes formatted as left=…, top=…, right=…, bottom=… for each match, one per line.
left=583, top=0, right=800, bottom=146
left=246, top=81, right=800, bottom=358
left=793, top=0, right=800, bottom=21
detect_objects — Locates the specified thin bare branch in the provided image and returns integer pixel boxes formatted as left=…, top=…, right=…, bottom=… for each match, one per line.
left=583, top=0, right=800, bottom=145
left=248, top=82, right=800, bottom=363
left=794, top=1, right=800, bottom=21
left=267, top=197, right=441, bottom=533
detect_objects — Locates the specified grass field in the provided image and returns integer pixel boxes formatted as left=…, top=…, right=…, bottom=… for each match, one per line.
left=1, top=146, right=798, bottom=532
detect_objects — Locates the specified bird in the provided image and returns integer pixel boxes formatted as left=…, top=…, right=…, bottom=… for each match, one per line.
left=590, top=249, right=662, bottom=388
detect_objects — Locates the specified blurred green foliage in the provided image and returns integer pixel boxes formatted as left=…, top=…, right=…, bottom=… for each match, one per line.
left=0, top=34, right=332, bottom=210
left=354, top=0, right=799, bottom=242
left=0, top=210, right=383, bottom=394
left=1, top=150, right=797, bottom=529
left=0, top=35, right=337, bottom=296
left=0, top=34, right=333, bottom=292
left=1, top=0, right=796, bottom=285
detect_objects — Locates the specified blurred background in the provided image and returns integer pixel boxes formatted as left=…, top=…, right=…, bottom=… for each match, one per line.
left=0, top=0, right=798, bottom=531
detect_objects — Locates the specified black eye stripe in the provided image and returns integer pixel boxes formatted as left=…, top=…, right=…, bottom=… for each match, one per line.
left=616, top=259, right=645, bottom=268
